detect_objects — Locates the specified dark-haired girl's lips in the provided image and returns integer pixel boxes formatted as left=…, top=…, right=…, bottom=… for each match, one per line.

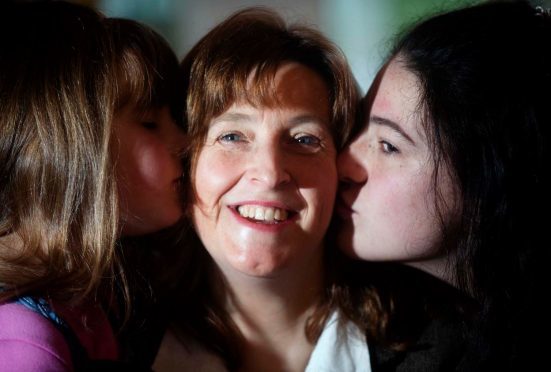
left=335, top=199, right=354, bottom=220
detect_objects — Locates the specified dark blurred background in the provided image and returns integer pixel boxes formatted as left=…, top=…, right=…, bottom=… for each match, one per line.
left=70, top=0, right=550, bottom=92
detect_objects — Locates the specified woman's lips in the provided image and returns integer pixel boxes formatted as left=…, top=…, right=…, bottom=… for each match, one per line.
left=228, top=201, right=298, bottom=228
left=237, top=205, right=289, bottom=222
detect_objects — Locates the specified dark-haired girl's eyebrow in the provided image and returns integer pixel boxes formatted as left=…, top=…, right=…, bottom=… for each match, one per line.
left=370, top=115, right=415, bottom=145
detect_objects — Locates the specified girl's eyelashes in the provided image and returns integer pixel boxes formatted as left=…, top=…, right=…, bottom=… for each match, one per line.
left=142, top=121, right=158, bottom=130
left=380, top=140, right=399, bottom=154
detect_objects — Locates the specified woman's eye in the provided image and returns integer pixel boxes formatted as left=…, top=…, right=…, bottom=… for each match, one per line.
left=218, top=132, right=243, bottom=143
left=380, top=140, right=399, bottom=154
left=289, top=134, right=324, bottom=154
left=296, top=136, right=320, bottom=146
left=294, top=134, right=321, bottom=147
left=142, top=121, right=158, bottom=130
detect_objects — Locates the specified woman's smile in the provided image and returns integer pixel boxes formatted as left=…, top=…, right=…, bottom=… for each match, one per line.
left=191, top=62, right=337, bottom=277
left=233, top=201, right=297, bottom=224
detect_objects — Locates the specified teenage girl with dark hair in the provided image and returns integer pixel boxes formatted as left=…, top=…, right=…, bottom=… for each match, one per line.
left=338, top=1, right=551, bottom=370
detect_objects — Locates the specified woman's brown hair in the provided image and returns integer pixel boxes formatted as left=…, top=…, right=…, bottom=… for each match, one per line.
left=183, top=7, right=359, bottom=171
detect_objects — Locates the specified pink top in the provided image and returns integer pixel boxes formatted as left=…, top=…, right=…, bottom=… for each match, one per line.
left=0, top=301, right=118, bottom=371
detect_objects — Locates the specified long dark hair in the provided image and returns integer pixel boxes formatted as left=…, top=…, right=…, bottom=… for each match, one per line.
left=393, top=0, right=551, bottom=368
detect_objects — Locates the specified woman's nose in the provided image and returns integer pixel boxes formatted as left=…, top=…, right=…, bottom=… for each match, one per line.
left=246, top=144, right=291, bottom=188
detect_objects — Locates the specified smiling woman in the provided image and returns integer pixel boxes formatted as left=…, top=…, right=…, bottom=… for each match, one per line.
left=152, top=7, right=371, bottom=372
left=193, top=62, right=336, bottom=278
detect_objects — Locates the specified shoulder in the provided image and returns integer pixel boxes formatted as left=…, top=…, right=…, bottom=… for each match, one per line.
left=0, top=302, right=72, bottom=371
left=53, top=302, right=118, bottom=361
left=348, top=264, right=476, bottom=372
left=370, top=314, right=470, bottom=372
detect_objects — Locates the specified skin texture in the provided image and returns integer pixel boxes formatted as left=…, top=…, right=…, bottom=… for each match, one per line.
left=191, top=62, right=336, bottom=281
left=336, top=58, right=456, bottom=278
left=114, top=105, right=186, bottom=236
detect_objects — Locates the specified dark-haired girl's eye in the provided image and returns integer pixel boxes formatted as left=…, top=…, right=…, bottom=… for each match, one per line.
left=380, top=140, right=399, bottom=154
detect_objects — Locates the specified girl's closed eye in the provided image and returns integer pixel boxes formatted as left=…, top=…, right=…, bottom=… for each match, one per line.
left=140, top=109, right=159, bottom=130
left=142, top=121, right=158, bottom=130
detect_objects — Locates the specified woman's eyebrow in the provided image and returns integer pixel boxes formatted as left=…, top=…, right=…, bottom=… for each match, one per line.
left=210, top=112, right=253, bottom=126
left=211, top=112, right=330, bottom=128
left=289, top=114, right=329, bottom=127
left=370, top=115, right=415, bottom=145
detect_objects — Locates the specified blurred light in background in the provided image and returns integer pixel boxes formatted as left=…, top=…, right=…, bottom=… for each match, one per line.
left=96, top=0, right=550, bottom=93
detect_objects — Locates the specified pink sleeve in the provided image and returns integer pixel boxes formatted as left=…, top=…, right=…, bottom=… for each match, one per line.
left=0, top=302, right=73, bottom=371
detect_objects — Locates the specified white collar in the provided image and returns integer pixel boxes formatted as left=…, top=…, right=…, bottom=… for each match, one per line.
left=305, top=311, right=372, bottom=372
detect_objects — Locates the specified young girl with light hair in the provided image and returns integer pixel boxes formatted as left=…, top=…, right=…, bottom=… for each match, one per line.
left=0, top=1, right=186, bottom=370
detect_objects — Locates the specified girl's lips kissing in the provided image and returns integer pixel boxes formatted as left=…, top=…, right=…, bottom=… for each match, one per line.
left=336, top=197, right=354, bottom=220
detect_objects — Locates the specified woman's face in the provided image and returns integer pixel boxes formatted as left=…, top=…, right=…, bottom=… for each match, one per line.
left=192, top=62, right=336, bottom=278
left=336, top=58, right=457, bottom=271
left=114, top=105, right=187, bottom=236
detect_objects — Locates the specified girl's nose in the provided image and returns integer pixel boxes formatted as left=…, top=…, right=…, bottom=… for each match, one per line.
left=337, top=143, right=367, bottom=185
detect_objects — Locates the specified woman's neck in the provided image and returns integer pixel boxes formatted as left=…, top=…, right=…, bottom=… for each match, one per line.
left=217, top=251, right=325, bottom=371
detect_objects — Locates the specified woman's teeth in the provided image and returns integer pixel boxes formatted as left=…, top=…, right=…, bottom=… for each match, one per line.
left=237, top=205, right=289, bottom=222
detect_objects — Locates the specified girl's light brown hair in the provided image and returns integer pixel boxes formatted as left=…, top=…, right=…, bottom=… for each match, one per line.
left=0, top=1, right=183, bottom=309
left=0, top=1, right=118, bottom=304
left=106, top=18, right=184, bottom=122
